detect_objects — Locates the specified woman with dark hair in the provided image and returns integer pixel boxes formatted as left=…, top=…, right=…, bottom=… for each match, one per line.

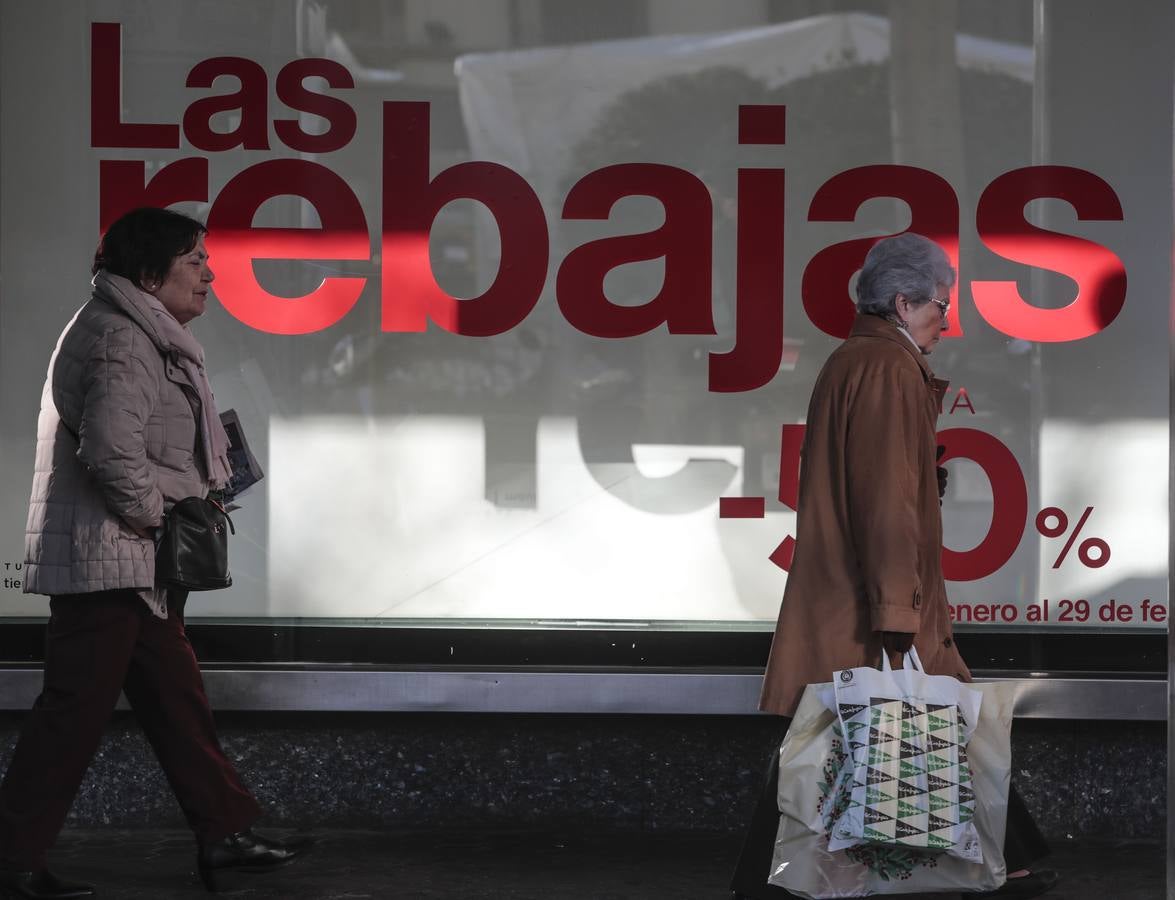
left=0, top=208, right=309, bottom=898
left=730, top=233, right=1055, bottom=899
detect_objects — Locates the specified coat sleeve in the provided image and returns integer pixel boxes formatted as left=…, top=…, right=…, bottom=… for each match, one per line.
left=844, top=357, right=929, bottom=635
left=74, top=327, right=166, bottom=533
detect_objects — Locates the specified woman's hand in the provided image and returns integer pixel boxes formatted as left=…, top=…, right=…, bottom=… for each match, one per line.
left=881, top=631, right=915, bottom=654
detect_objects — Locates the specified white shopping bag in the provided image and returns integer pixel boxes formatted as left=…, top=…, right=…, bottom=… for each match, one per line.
left=826, top=648, right=984, bottom=861
left=769, top=679, right=1012, bottom=898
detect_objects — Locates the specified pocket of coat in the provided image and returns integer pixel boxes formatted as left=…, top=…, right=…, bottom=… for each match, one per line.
left=110, top=517, right=147, bottom=546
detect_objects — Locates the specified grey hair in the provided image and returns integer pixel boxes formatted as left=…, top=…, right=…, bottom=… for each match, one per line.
left=855, top=233, right=957, bottom=317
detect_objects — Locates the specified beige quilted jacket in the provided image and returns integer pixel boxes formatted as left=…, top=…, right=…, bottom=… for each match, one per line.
left=24, top=273, right=208, bottom=596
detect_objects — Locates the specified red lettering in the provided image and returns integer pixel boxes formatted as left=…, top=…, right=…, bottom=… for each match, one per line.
left=86, top=49, right=1131, bottom=378
left=558, top=164, right=713, bottom=338
left=206, top=160, right=369, bottom=334
left=938, top=427, right=1028, bottom=581
left=948, top=602, right=1018, bottom=623
left=802, top=166, right=961, bottom=339
left=90, top=23, right=179, bottom=148
left=738, top=104, right=787, bottom=145
left=973, top=166, right=1126, bottom=341
left=709, top=167, right=786, bottom=392
left=948, top=387, right=976, bottom=415
left=275, top=59, right=357, bottom=153
left=381, top=101, right=547, bottom=336
left=99, top=158, right=209, bottom=234
left=769, top=423, right=806, bottom=571
left=184, top=57, right=270, bottom=151
left=710, top=106, right=787, bottom=392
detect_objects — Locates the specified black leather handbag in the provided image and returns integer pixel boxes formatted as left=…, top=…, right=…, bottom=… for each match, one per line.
left=155, top=497, right=235, bottom=591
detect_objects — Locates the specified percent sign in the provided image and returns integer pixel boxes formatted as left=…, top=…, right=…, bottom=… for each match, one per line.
left=1034, top=506, right=1111, bottom=568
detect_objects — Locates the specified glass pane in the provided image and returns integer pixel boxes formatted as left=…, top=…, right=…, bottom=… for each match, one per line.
left=0, top=1, right=1168, bottom=639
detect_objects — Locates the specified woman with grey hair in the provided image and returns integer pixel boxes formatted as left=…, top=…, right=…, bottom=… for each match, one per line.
left=855, top=231, right=957, bottom=355
left=730, top=233, right=1055, bottom=899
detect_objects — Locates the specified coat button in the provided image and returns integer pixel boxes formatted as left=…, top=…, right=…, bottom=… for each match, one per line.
left=943, top=637, right=953, bottom=647
left=912, top=591, right=922, bottom=609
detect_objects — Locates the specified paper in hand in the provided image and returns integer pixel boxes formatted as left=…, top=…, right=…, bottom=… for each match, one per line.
left=219, top=409, right=264, bottom=502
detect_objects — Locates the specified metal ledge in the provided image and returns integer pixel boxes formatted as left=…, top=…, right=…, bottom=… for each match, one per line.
left=0, top=667, right=1165, bottom=719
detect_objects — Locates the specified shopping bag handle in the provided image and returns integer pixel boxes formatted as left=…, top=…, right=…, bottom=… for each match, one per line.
left=879, top=644, right=926, bottom=673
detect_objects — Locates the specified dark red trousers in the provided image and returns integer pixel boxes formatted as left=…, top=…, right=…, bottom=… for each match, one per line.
left=0, top=589, right=260, bottom=869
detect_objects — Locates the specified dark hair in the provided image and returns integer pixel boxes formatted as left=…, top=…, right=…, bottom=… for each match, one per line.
left=92, top=207, right=207, bottom=289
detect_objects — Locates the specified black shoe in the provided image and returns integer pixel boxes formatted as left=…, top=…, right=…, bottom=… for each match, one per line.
left=196, top=828, right=313, bottom=892
left=976, top=869, right=1060, bottom=898
left=0, top=869, right=95, bottom=899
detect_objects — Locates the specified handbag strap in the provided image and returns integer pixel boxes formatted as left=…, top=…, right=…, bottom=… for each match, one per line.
left=208, top=498, right=236, bottom=535
left=164, top=497, right=236, bottom=536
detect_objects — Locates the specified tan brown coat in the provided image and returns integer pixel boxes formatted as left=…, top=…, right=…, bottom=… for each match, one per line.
left=760, top=315, right=970, bottom=717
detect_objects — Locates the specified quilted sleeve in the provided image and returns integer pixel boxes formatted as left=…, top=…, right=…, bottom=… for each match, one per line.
left=75, top=325, right=166, bottom=533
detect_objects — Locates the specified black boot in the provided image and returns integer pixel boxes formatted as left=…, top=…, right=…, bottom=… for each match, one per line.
left=196, top=828, right=313, bottom=892
left=0, top=869, right=95, bottom=899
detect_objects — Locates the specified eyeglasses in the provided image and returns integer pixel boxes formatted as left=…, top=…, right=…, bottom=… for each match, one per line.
left=926, top=296, right=951, bottom=317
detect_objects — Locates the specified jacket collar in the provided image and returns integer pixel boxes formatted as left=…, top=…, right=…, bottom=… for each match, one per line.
left=849, top=314, right=934, bottom=378
left=849, top=314, right=950, bottom=404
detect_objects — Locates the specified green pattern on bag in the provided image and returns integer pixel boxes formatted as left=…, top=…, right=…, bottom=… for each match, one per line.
left=833, top=693, right=978, bottom=855
left=926, top=753, right=953, bottom=772
left=868, top=746, right=897, bottom=765
left=898, top=759, right=924, bottom=779
left=865, top=786, right=895, bottom=805
left=927, top=713, right=953, bottom=732
left=843, top=843, right=942, bottom=882
left=820, top=733, right=944, bottom=881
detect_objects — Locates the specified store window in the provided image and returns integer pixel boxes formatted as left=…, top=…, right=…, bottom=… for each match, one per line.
left=0, top=1, right=1167, bottom=674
